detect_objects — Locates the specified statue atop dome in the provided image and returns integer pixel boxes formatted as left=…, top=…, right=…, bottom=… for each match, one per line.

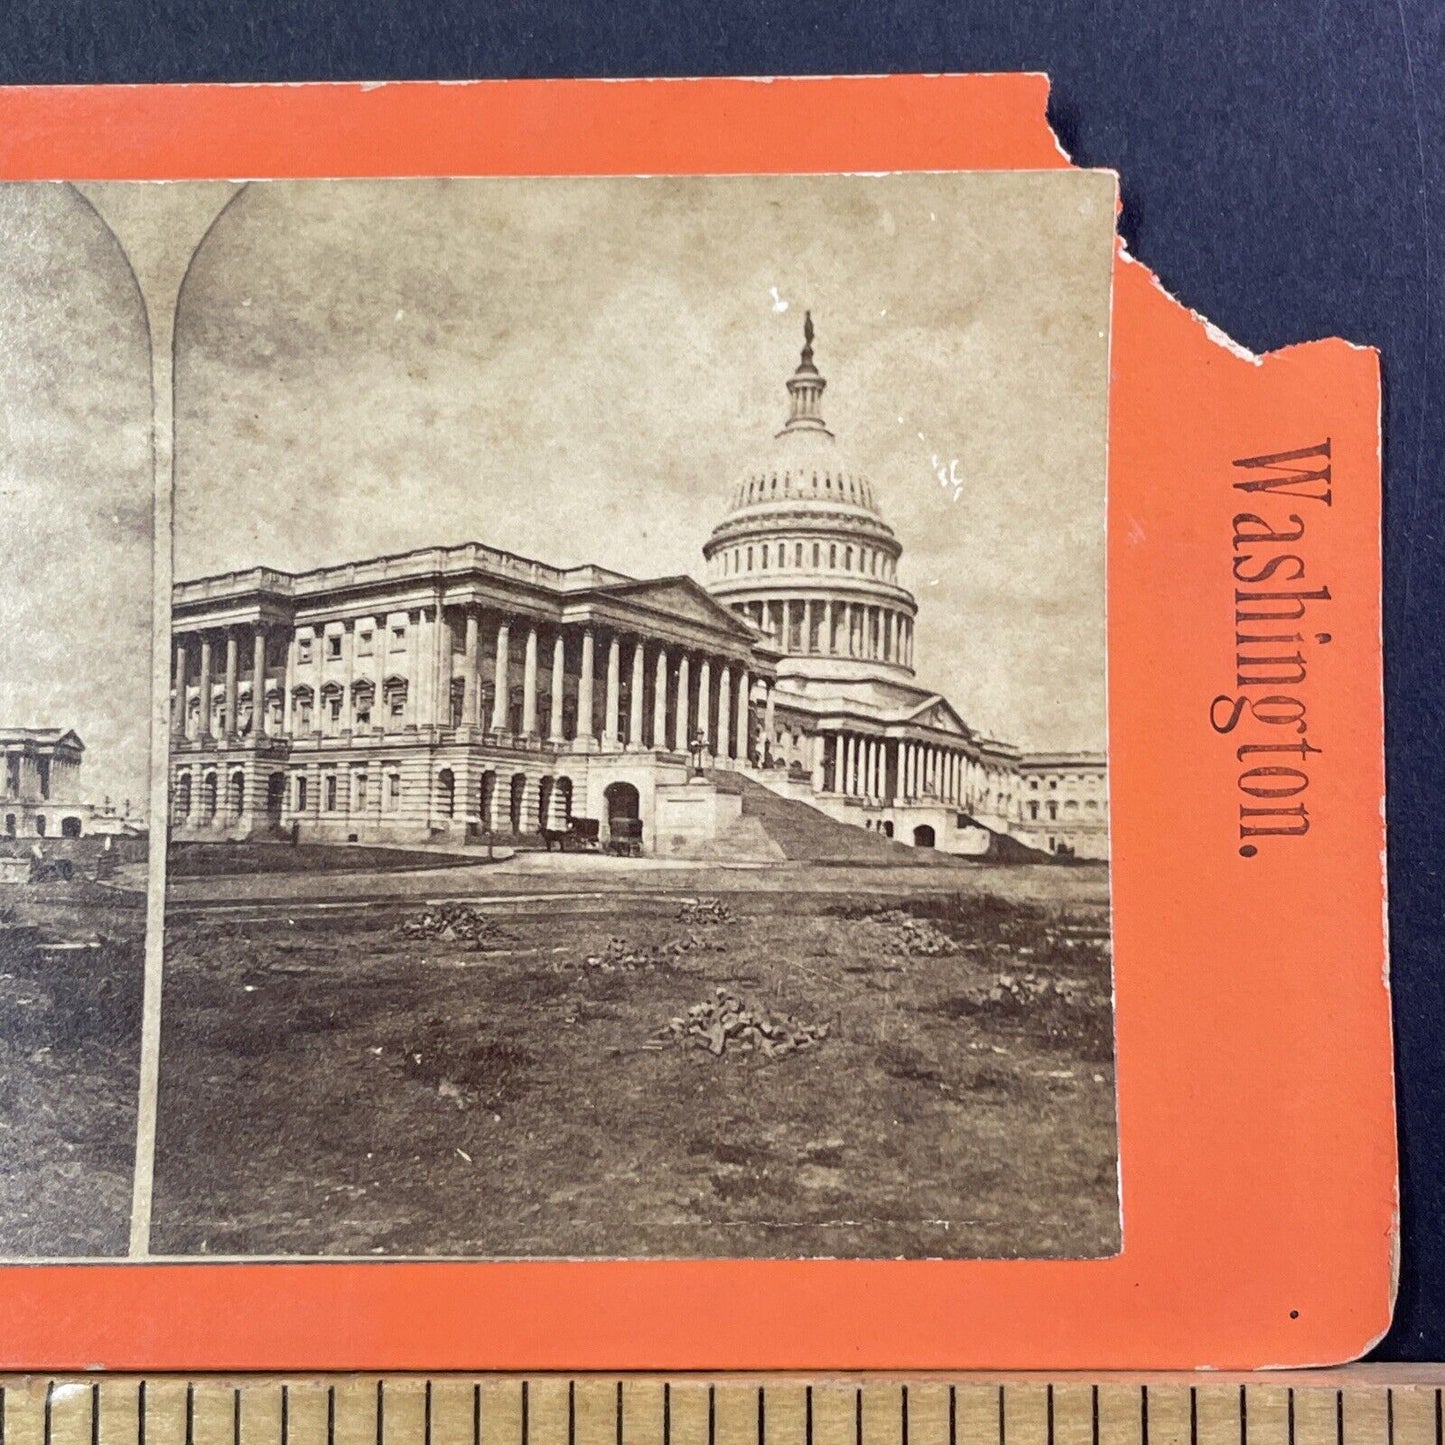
left=799, top=310, right=817, bottom=371
left=778, top=310, right=833, bottom=439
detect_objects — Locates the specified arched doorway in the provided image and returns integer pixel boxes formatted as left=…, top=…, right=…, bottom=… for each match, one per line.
left=509, top=772, right=527, bottom=833
left=912, top=823, right=935, bottom=849
left=479, top=771, right=497, bottom=832
left=605, top=781, right=640, bottom=824
left=227, top=769, right=246, bottom=821
left=554, top=776, right=573, bottom=829
left=34, top=814, right=46, bottom=838
left=174, top=773, right=192, bottom=822
left=60, top=816, right=82, bottom=839
left=604, top=781, right=642, bottom=854
left=266, top=772, right=286, bottom=825
left=437, top=768, right=456, bottom=819
left=881, top=820, right=894, bottom=838
left=538, top=775, right=555, bottom=831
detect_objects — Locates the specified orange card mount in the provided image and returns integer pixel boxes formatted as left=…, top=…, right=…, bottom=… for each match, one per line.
left=0, top=75, right=1392, bottom=1369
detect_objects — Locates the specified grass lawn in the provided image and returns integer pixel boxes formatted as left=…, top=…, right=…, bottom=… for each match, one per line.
left=0, top=881, right=143, bottom=1257
left=152, top=866, right=1118, bottom=1259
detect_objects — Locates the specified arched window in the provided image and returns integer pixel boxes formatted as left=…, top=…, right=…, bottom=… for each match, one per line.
left=844, top=546, right=853, bottom=570
left=829, top=543, right=837, bottom=568
left=812, top=542, right=820, bottom=567
left=449, top=677, right=466, bottom=729
left=174, top=774, right=192, bottom=819
left=227, top=769, right=245, bottom=820
left=201, top=772, right=218, bottom=818
left=294, top=773, right=309, bottom=812
left=760, top=544, right=769, bottom=569
left=746, top=546, right=754, bottom=570
left=795, top=542, right=803, bottom=567
left=437, top=768, right=455, bottom=818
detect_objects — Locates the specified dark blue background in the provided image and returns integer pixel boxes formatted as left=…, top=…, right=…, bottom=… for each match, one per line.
left=2, top=0, right=1439, bottom=1361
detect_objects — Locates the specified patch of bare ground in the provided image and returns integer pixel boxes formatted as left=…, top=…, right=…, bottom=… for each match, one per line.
left=151, top=865, right=1118, bottom=1259
left=0, top=884, right=143, bottom=1256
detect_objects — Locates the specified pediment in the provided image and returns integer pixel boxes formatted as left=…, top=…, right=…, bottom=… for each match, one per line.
left=592, top=576, right=757, bottom=640
left=900, top=695, right=974, bottom=738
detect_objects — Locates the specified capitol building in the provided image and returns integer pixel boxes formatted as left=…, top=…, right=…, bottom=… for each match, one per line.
left=167, top=317, right=1107, bottom=861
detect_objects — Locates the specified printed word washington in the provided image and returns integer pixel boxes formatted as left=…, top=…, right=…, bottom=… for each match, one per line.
left=1211, top=440, right=1333, bottom=857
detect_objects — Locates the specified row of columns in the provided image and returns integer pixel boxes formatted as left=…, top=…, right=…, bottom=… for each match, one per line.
left=740, top=597, right=914, bottom=667
left=173, top=612, right=778, bottom=761
left=173, top=627, right=271, bottom=741
left=824, top=731, right=1013, bottom=812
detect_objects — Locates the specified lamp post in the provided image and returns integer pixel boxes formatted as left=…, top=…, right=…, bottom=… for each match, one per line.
left=689, top=731, right=706, bottom=779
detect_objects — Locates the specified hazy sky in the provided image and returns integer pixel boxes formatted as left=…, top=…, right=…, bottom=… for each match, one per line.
left=176, top=173, right=1114, bottom=751
left=0, top=184, right=153, bottom=810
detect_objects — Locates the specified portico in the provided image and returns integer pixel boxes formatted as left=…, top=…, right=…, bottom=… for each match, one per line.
left=168, top=545, right=781, bottom=847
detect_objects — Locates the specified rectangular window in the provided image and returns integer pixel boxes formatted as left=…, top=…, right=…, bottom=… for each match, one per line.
left=356, top=630, right=374, bottom=657
left=812, top=542, right=820, bottom=567
left=324, top=773, right=338, bottom=811
left=390, top=624, right=406, bottom=650
left=295, top=775, right=308, bottom=812
left=354, top=773, right=368, bottom=809
left=298, top=637, right=313, bottom=663
left=385, top=772, right=400, bottom=811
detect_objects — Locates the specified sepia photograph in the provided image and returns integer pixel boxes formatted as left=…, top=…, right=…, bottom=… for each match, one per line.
left=0, top=185, right=152, bottom=1258
left=144, top=172, right=1119, bottom=1259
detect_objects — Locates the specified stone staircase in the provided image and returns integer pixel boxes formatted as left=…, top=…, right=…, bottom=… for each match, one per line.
left=702, top=771, right=943, bottom=866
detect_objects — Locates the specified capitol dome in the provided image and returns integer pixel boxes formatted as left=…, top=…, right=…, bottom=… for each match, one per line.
left=703, top=313, right=919, bottom=684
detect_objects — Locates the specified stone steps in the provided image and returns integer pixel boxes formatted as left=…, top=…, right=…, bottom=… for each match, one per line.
left=723, top=773, right=937, bottom=865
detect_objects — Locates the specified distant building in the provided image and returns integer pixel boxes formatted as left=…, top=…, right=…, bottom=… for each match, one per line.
left=168, top=316, right=1106, bottom=860
left=2, top=727, right=87, bottom=839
